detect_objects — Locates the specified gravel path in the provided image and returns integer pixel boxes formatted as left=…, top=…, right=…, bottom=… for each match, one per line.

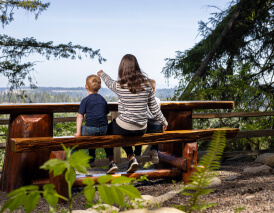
left=0, top=160, right=273, bottom=212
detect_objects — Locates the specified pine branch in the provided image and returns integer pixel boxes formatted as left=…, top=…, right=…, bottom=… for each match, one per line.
left=179, top=8, right=241, bottom=100
left=0, top=0, right=50, bottom=27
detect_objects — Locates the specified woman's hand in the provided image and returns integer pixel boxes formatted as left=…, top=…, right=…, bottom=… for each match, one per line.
left=97, top=70, right=104, bottom=77
left=163, top=125, right=167, bottom=132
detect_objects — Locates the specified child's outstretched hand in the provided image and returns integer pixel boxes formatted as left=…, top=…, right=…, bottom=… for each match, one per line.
left=97, top=70, right=104, bottom=77
left=74, top=133, right=81, bottom=137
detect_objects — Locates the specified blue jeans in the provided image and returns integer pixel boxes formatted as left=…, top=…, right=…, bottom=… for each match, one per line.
left=147, top=124, right=163, bottom=133
left=146, top=124, right=162, bottom=151
left=81, top=125, right=108, bottom=136
left=81, top=125, right=108, bottom=162
left=134, top=124, right=162, bottom=155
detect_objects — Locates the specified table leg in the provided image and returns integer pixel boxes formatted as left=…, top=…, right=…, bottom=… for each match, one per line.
left=158, top=110, right=197, bottom=183
left=182, top=142, right=197, bottom=183
left=49, top=151, right=68, bottom=201
left=159, top=110, right=192, bottom=156
left=0, top=114, right=53, bottom=192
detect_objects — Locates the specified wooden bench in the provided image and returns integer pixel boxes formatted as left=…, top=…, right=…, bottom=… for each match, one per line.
left=9, top=128, right=238, bottom=197
left=0, top=101, right=236, bottom=196
left=10, top=128, right=239, bottom=153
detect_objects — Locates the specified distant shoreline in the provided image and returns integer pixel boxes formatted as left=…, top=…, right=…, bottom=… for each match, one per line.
left=0, top=87, right=176, bottom=103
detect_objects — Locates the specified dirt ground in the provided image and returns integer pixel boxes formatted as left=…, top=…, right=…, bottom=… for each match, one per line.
left=0, top=160, right=273, bottom=212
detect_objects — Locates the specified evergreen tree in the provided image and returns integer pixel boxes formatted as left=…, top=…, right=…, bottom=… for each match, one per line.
left=163, top=0, right=273, bottom=104
left=0, top=1, right=105, bottom=91
left=162, top=0, right=273, bottom=150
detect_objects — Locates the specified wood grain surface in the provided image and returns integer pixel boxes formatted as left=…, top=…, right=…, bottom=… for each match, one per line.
left=10, top=128, right=239, bottom=153
left=0, top=114, right=53, bottom=192
left=0, top=101, right=234, bottom=114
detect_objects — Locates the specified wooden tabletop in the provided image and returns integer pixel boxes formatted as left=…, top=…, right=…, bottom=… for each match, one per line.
left=0, top=101, right=234, bottom=114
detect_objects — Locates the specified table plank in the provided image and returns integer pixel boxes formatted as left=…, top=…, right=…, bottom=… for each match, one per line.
left=0, top=101, right=234, bottom=114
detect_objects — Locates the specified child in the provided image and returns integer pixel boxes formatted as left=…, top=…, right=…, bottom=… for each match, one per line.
left=97, top=54, right=168, bottom=174
left=146, top=79, right=163, bottom=164
left=135, top=79, right=162, bottom=164
left=74, top=74, right=109, bottom=168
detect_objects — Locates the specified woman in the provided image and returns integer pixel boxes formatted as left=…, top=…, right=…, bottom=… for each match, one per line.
left=97, top=54, right=168, bottom=174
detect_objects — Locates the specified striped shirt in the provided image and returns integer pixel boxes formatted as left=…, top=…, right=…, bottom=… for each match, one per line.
left=101, top=72, right=168, bottom=130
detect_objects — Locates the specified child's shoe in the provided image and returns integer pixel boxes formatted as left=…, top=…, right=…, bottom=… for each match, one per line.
left=89, top=159, right=96, bottom=167
left=135, top=155, right=142, bottom=164
left=89, top=161, right=96, bottom=168
left=150, top=149, right=159, bottom=164
left=127, top=157, right=138, bottom=173
left=106, top=162, right=118, bottom=174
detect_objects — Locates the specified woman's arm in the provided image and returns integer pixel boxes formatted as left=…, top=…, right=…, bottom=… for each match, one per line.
left=97, top=70, right=118, bottom=93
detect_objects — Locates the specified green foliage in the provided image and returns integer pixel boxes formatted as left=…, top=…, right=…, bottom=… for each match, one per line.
left=82, top=178, right=96, bottom=203
left=0, top=149, right=4, bottom=169
left=161, top=0, right=274, bottom=152
left=54, top=122, right=76, bottom=137
left=42, top=184, right=60, bottom=208
left=136, top=175, right=149, bottom=182
left=187, top=63, right=273, bottom=150
left=1, top=144, right=142, bottom=213
left=0, top=184, right=59, bottom=213
left=163, top=0, right=273, bottom=99
left=0, top=124, right=7, bottom=168
left=53, top=113, right=78, bottom=137
left=0, top=0, right=50, bottom=27
left=40, top=145, right=91, bottom=211
left=95, top=175, right=140, bottom=207
left=175, top=130, right=227, bottom=213
left=235, top=206, right=246, bottom=212
left=0, top=0, right=105, bottom=92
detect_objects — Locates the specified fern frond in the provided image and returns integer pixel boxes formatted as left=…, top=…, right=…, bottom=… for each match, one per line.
left=199, top=130, right=226, bottom=171
left=177, top=130, right=227, bottom=213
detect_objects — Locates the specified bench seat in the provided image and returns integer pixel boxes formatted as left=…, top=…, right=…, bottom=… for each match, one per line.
left=9, top=127, right=239, bottom=199
left=10, top=128, right=239, bottom=153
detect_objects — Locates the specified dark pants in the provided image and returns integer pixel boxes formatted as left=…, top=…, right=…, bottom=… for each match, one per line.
left=104, top=119, right=146, bottom=158
left=146, top=123, right=163, bottom=151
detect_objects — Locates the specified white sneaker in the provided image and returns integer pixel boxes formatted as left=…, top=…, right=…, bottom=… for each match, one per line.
left=127, top=157, right=138, bottom=173
left=150, top=149, right=159, bottom=164
left=106, top=162, right=118, bottom=174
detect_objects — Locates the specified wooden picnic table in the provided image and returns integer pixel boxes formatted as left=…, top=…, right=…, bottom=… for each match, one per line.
left=0, top=101, right=234, bottom=192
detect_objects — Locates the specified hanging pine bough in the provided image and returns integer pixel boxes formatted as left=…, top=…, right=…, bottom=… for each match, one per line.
left=162, top=0, right=273, bottom=102
left=0, top=1, right=106, bottom=93
left=162, top=0, right=273, bottom=152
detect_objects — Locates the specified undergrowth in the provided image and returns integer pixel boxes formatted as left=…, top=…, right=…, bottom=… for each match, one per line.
left=1, top=130, right=231, bottom=213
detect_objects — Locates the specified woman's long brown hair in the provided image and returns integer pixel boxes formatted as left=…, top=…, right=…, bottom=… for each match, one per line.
left=118, top=54, right=149, bottom=93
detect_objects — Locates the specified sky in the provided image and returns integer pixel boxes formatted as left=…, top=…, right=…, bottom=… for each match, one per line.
left=1, top=0, right=231, bottom=89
